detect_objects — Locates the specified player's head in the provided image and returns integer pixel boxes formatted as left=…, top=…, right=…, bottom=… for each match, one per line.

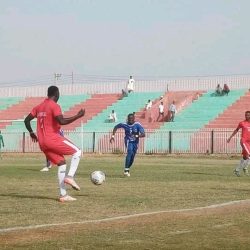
left=47, top=86, right=59, bottom=102
left=245, top=111, right=250, bottom=120
left=127, top=113, right=135, bottom=125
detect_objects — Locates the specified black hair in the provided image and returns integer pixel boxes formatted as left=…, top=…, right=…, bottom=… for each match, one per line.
left=245, top=111, right=250, bottom=114
left=127, top=113, right=135, bottom=118
left=47, top=86, right=59, bottom=97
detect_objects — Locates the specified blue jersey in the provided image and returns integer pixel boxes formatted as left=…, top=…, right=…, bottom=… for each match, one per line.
left=115, top=122, right=145, bottom=143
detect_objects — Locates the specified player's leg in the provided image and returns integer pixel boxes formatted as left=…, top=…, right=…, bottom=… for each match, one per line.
left=243, top=159, right=249, bottom=176
left=47, top=158, right=52, bottom=168
left=128, top=142, right=138, bottom=168
left=242, top=142, right=250, bottom=176
left=124, top=142, right=135, bottom=176
left=234, top=143, right=250, bottom=176
left=40, top=157, right=52, bottom=172
left=234, top=159, right=244, bottom=177
left=44, top=151, right=71, bottom=201
left=49, top=137, right=82, bottom=191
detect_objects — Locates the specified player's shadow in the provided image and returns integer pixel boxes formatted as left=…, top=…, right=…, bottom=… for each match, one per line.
left=106, top=174, right=125, bottom=179
left=182, top=171, right=225, bottom=176
left=0, top=193, right=57, bottom=201
left=22, top=168, right=43, bottom=172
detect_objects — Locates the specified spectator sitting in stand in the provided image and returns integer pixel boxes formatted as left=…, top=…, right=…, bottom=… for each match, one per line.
left=122, top=89, right=128, bottom=98
left=215, top=84, right=223, bottom=96
left=145, top=100, right=152, bottom=110
left=222, top=84, right=230, bottom=96
left=108, top=110, right=118, bottom=122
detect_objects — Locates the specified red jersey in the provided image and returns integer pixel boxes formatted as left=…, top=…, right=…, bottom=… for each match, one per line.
left=31, top=98, right=62, bottom=142
left=237, top=120, right=250, bottom=141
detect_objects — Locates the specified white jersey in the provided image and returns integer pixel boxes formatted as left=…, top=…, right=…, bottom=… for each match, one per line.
left=159, top=104, right=164, bottom=113
left=169, top=104, right=176, bottom=112
left=127, top=78, right=135, bottom=91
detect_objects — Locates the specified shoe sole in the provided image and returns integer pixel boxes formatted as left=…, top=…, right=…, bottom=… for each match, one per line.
left=59, top=198, right=77, bottom=202
left=64, top=179, right=80, bottom=191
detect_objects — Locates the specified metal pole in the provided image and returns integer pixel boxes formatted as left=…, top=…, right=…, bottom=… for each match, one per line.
left=22, top=132, right=25, bottom=153
left=211, top=130, right=214, bottom=154
left=92, top=132, right=96, bottom=153
left=169, top=131, right=172, bottom=154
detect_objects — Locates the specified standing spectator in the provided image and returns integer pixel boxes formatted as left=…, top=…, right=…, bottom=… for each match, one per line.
left=24, top=85, right=85, bottom=202
left=215, top=84, right=223, bottom=96
left=227, top=111, right=250, bottom=177
left=0, top=130, right=4, bottom=159
left=108, top=110, right=118, bottom=122
left=157, top=101, right=164, bottom=121
left=145, top=99, right=153, bottom=110
left=222, top=84, right=230, bottom=96
left=127, top=76, right=135, bottom=93
left=169, top=101, right=177, bottom=122
left=110, top=113, right=145, bottom=177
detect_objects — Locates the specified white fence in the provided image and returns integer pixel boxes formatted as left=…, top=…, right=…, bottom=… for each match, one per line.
left=0, top=129, right=241, bottom=154
left=1, top=74, right=250, bottom=97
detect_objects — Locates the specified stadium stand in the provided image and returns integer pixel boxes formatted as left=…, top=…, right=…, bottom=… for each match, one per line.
left=0, top=88, right=247, bottom=153
left=62, top=93, right=121, bottom=130
left=191, top=90, right=250, bottom=153
left=0, top=96, right=24, bottom=112
left=204, top=91, right=250, bottom=129
left=1, top=94, right=91, bottom=150
left=95, top=91, right=201, bottom=153
left=67, top=92, right=164, bottom=152
left=145, top=89, right=247, bottom=153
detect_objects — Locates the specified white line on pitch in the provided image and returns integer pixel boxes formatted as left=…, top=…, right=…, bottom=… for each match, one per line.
left=0, top=199, right=249, bottom=234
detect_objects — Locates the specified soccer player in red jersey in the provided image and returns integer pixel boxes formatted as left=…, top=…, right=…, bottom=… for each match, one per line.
left=24, top=86, right=85, bottom=202
left=227, top=111, right=250, bottom=177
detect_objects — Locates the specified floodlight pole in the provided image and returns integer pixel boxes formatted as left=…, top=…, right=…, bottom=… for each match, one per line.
left=54, top=73, right=62, bottom=84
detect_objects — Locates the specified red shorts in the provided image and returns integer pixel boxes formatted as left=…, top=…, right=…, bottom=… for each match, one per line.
left=240, top=140, right=250, bottom=158
left=39, top=135, right=79, bottom=165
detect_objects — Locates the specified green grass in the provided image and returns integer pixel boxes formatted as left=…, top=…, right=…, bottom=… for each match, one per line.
left=1, top=154, right=250, bottom=249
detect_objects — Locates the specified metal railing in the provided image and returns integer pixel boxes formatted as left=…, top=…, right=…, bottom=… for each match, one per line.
left=0, top=74, right=250, bottom=97
left=0, top=129, right=241, bottom=154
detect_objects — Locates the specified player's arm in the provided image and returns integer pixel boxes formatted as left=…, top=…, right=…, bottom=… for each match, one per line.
left=56, top=109, right=85, bottom=125
left=227, top=127, right=240, bottom=143
left=24, top=113, right=38, bottom=142
left=110, top=124, right=122, bottom=143
left=134, top=125, right=145, bottom=138
left=138, top=131, right=145, bottom=138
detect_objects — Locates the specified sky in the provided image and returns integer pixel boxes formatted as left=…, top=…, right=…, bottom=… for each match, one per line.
left=1, top=0, right=250, bottom=83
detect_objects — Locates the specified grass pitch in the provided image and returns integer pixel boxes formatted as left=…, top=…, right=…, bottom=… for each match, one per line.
left=1, top=153, right=250, bottom=249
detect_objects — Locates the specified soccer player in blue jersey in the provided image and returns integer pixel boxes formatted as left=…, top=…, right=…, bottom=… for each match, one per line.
left=110, top=113, right=145, bottom=176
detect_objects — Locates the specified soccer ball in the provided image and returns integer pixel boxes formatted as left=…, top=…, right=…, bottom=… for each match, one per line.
left=90, top=171, right=106, bottom=185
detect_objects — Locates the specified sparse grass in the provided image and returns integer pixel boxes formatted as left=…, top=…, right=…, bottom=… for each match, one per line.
left=1, top=153, right=250, bottom=249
